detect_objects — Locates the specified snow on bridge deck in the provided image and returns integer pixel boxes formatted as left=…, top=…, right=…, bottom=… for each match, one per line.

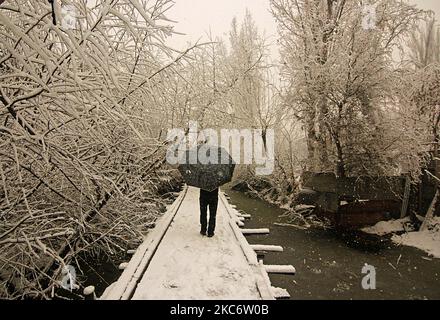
left=101, top=186, right=277, bottom=300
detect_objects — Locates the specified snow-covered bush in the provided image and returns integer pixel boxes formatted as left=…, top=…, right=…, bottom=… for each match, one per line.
left=0, top=0, right=182, bottom=299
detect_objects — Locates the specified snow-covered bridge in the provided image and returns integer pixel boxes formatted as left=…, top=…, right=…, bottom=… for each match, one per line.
left=100, top=186, right=295, bottom=300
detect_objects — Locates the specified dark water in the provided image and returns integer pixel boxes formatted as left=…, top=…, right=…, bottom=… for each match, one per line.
left=77, top=253, right=128, bottom=297
left=225, top=189, right=440, bottom=300
left=55, top=253, right=126, bottom=299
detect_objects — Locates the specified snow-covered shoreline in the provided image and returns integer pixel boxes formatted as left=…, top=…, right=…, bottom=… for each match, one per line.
left=362, top=217, right=440, bottom=258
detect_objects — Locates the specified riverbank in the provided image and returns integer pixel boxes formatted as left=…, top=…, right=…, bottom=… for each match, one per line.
left=363, top=218, right=440, bottom=259
left=225, top=187, right=440, bottom=300
left=233, top=180, right=440, bottom=259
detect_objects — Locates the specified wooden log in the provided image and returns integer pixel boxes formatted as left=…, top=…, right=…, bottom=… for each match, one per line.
left=127, top=249, right=137, bottom=255
left=265, top=265, right=296, bottom=275
left=241, top=214, right=252, bottom=219
left=250, top=245, right=284, bottom=253
left=241, top=228, right=270, bottom=235
left=236, top=220, right=245, bottom=227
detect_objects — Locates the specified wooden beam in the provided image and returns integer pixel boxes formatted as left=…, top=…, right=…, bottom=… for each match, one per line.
left=251, top=245, right=284, bottom=253
left=241, top=228, right=270, bottom=235
left=256, top=260, right=276, bottom=300
left=272, top=287, right=290, bottom=300
left=228, top=220, right=258, bottom=266
left=219, top=192, right=275, bottom=300
left=264, top=265, right=296, bottom=275
left=236, top=220, right=245, bottom=227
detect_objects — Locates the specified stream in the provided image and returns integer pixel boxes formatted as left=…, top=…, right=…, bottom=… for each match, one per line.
left=225, top=188, right=440, bottom=300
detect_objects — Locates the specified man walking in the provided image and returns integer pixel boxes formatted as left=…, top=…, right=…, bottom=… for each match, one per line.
left=200, top=188, right=219, bottom=238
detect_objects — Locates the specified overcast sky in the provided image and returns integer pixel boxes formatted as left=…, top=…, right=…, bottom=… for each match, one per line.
left=167, top=0, right=440, bottom=57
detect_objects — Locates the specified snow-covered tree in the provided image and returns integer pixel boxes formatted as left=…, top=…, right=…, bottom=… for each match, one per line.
left=228, top=12, right=266, bottom=129
left=0, top=0, right=189, bottom=298
left=407, top=17, right=440, bottom=68
left=271, top=0, right=423, bottom=177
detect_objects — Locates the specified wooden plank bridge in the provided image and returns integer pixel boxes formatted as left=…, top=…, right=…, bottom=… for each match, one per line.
left=100, top=186, right=295, bottom=300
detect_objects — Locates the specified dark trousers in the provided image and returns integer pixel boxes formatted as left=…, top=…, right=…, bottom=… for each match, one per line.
left=200, top=189, right=219, bottom=234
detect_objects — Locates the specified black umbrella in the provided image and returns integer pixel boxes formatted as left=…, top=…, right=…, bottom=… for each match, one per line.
left=178, top=145, right=236, bottom=192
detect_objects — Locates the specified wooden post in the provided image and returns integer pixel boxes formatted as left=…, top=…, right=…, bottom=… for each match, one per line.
left=119, top=263, right=129, bottom=270
left=83, top=286, right=96, bottom=300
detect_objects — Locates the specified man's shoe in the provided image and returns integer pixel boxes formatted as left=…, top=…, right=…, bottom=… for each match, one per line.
left=207, top=233, right=215, bottom=238
left=200, top=230, right=207, bottom=236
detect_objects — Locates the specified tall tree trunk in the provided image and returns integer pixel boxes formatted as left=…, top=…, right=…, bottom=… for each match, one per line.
left=306, top=109, right=317, bottom=171
left=434, top=110, right=440, bottom=184
left=335, top=137, right=346, bottom=178
left=433, top=109, right=440, bottom=218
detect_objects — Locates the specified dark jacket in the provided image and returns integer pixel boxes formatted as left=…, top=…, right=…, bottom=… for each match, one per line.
left=200, top=188, right=219, bottom=199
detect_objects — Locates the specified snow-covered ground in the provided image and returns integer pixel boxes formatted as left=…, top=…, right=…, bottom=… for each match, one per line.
left=392, top=218, right=440, bottom=259
left=363, top=217, right=440, bottom=258
left=131, top=187, right=261, bottom=300
left=362, top=217, right=412, bottom=236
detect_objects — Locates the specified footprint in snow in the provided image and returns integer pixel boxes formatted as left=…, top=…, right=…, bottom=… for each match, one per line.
left=220, top=248, right=233, bottom=256
left=221, top=270, right=242, bottom=281
left=207, top=288, right=226, bottom=297
left=163, top=281, right=180, bottom=289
